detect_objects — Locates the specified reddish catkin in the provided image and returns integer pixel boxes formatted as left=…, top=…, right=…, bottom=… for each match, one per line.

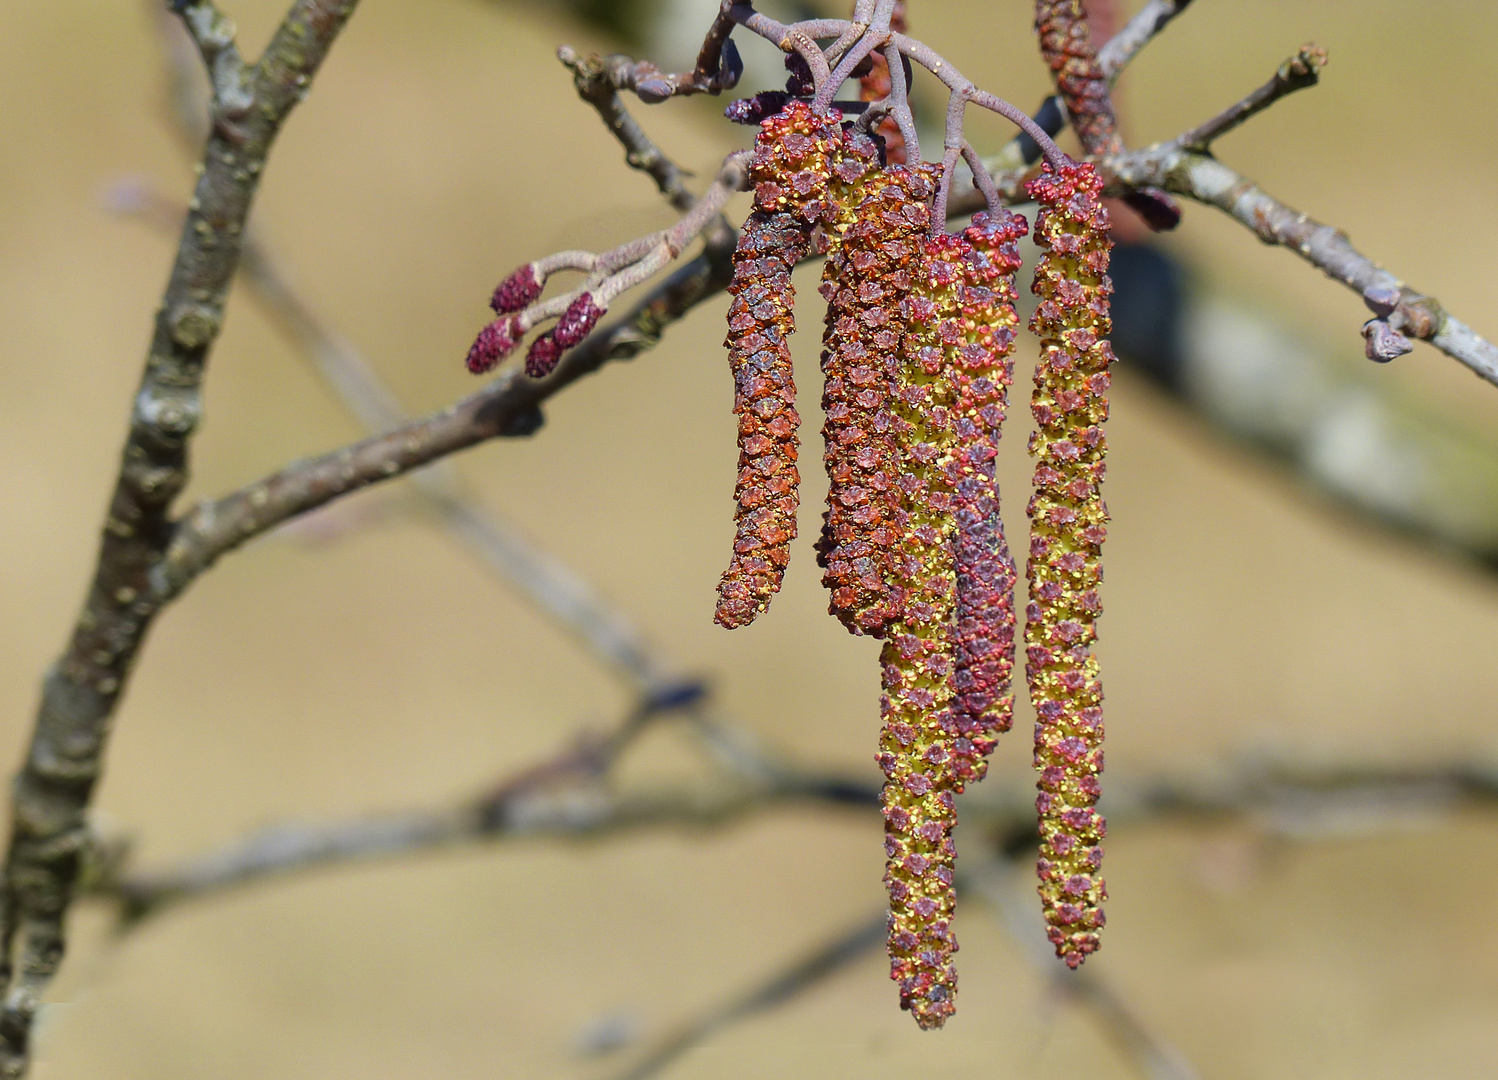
left=715, top=103, right=842, bottom=629
left=817, top=142, right=932, bottom=637
left=948, top=211, right=1028, bottom=768
left=1034, top=0, right=1122, bottom=157
left=1025, top=160, right=1114, bottom=969
left=878, top=224, right=973, bottom=1030
left=857, top=1, right=909, bottom=165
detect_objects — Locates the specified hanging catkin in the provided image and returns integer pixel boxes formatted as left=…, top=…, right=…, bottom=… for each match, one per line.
left=1025, top=159, right=1114, bottom=969
left=817, top=139, right=932, bottom=637
left=716, top=103, right=842, bottom=629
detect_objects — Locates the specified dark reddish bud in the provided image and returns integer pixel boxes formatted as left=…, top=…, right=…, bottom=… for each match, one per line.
left=725, top=91, right=792, bottom=126
left=1121, top=186, right=1182, bottom=233
left=525, top=333, right=563, bottom=378
left=466, top=316, right=521, bottom=374
left=784, top=51, right=815, bottom=97
left=553, top=292, right=605, bottom=349
left=490, top=263, right=543, bottom=314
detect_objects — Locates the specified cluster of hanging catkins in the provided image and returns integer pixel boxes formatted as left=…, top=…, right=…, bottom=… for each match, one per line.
left=712, top=102, right=1113, bottom=1026
left=466, top=23, right=1118, bottom=1032
left=467, top=106, right=1114, bottom=1028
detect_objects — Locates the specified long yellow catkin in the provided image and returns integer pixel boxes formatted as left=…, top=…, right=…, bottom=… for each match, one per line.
left=878, top=203, right=1031, bottom=1027
left=1025, top=160, right=1114, bottom=969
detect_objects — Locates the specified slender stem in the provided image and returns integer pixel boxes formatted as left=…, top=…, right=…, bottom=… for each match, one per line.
left=883, top=41, right=919, bottom=161
left=1177, top=44, right=1327, bottom=151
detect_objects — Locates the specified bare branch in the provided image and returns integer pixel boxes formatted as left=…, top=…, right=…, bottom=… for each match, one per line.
left=557, top=47, right=699, bottom=212
left=1113, top=144, right=1498, bottom=387
left=1095, top=0, right=1196, bottom=80
left=91, top=747, right=1498, bottom=925
left=170, top=0, right=252, bottom=114
left=1177, top=43, right=1327, bottom=151
left=0, top=2, right=362, bottom=1071
left=966, top=857, right=1202, bottom=1080
left=605, top=912, right=887, bottom=1080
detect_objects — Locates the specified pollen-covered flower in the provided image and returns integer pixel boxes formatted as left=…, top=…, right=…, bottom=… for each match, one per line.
left=1025, top=159, right=1113, bottom=969
left=715, top=102, right=842, bottom=629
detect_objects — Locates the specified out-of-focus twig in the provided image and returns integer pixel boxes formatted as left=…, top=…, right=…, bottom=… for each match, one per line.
left=0, top=3, right=362, bottom=1072
left=603, top=911, right=888, bottom=1080
left=965, top=857, right=1202, bottom=1080
left=91, top=752, right=1498, bottom=924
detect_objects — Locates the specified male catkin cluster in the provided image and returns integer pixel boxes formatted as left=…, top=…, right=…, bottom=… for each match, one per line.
left=1025, top=160, right=1113, bottom=969
left=466, top=88, right=1120, bottom=1027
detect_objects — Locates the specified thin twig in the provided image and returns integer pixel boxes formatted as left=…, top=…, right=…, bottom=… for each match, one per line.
left=1178, top=43, right=1327, bottom=151
left=557, top=48, right=698, bottom=212
left=0, top=3, right=363, bottom=1071
left=1113, top=130, right=1498, bottom=387
left=604, top=911, right=888, bottom=1080
left=92, top=753, right=1498, bottom=924
left=1095, top=0, right=1196, bottom=80
left=170, top=0, right=252, bottom=114
left=965, top=857, right=1202, bottom=1080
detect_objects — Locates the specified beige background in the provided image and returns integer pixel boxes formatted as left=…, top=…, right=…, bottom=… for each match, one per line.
left=1, top=0, right=1496, bottom=1076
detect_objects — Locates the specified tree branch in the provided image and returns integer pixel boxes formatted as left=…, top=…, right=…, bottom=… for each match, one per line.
left=1177, top=43, right=1326, bottom=151
left=1095, top=0, right=1196, bottom=80
left=90, top=747, right=1498, bottom=925
left=153, top=209, right=740, bottom=602
left=1112, top=139, right=1498, bottom=388
left=170, top=0, right=252, bottom=115
left=557, top=47, right=699, bottom=211
left=0, top=2, right=361, bottom=1072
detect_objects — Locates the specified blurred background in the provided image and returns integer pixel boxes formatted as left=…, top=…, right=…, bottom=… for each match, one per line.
left=1, top=0, right=1497, bottom=1077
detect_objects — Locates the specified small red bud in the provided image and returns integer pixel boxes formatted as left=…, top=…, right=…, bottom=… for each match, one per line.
left=525, top=333, right=563, bottom=378
left=466, top=316, right=521, bottom=374
left=490, top=263, right=543, bottom=314
left=552, top=293, right=605, bottom=349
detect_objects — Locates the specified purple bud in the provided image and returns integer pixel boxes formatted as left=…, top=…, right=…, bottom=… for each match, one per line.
left=718, top=40, right=743, bottom=90
left=635, top=77, right=674, bottom=104
left=525, top=333, right=564, bottom=378
left=553, top=292, right=605, bottom=349
left=1362, top=285, right=1402, bottom=319
left=490, top=264, right=542, bottom=314
left=783, top=52, right=815, bottom=97
left=725, top=91, right=791, bottom=125
left=1121, top=186, right=1181, bottom=232
left=1362, top=318, right=1413, bottom=363
left=466, top=317, right=521, bottom=374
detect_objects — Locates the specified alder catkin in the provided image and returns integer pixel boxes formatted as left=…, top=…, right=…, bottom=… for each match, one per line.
left=877, top=223, right=974, bottom=1030
left=817, top=141, right=932, bottom=637
left=1025, top=160, right=1113, bottom=969
left=948, top=210, right=1028, bottom=771
left=715, top=103, right=841, bottom=629
left=1034, top=0, right=1121, bottom=157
